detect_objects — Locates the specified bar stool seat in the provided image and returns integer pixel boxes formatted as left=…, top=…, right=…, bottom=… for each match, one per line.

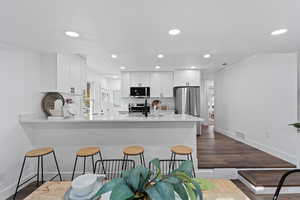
left=26, top=147, right=54, bottom=157
left=14, top=147, right=62, bottom=200
left=122, top=145, right=145, bottom=167
left=71, top=146, right=105, bottom=180
left=170, top=145, right=196, bottom=178
left=123, top=146, right=144, bottom=155
left=77, top=147, right=100, bottom=157
left=171, top=145, right=192, bottom=155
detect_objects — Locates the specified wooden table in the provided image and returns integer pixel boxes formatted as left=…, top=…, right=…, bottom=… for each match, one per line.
left=24, top=179, right=250, bottom=200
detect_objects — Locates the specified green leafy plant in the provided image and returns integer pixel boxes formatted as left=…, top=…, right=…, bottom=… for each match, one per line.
left=289, top=123, right=300, bottom=129
left=94, top=158, right=203, bottom=200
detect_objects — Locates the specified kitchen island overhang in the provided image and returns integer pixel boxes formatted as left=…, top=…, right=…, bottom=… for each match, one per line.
left=20, top=113, right=203, bottom=177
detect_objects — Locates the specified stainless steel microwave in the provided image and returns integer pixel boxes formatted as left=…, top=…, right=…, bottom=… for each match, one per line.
left=130, top=87, right=150, bottom=97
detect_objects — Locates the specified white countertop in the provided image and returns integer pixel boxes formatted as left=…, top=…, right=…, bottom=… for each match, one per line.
left=19, top=113, right=203, bottom=123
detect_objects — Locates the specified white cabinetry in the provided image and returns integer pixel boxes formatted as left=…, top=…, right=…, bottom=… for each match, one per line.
left=150, top=72, right=173, bottom=97
left=121, top=70, right=200, bottom=98
left=174, top=70, right=200, bottom=86
left=57, top=54, right=87, bottom=94
left=129, top=72, right=150, bottom=87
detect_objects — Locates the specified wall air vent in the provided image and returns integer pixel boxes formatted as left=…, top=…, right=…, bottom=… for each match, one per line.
left=235, top=131, right=246, bottom=140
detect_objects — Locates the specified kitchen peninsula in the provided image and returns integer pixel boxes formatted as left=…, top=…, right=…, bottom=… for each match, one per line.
left=20, top=113, right=203, bottom=175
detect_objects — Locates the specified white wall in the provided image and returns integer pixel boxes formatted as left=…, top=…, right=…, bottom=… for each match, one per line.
left=107, top=79, right=121, bottom=90
left=0, top=44, right=43, bottom=198
left=214, top=53, right=299, bottom=165
left=40, top=53, right=57, bottom=91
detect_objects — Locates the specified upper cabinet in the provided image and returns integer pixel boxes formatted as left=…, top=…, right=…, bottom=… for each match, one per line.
left=174, top=70, right=200, bottom=86
left=57, top=54, right=87, bottom=94
left=121, top=70, right=200, bottom=98
left=129, top=72, right=150, bottom=87
left=40, top=53, right=87, bottom=95
left=150, top=72, right=173, bottom=97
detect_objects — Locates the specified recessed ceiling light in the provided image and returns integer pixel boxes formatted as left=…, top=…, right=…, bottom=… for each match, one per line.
left=168, top=29, right=181, bottom=36
left=111, top=54, right=118, bottom=59
left=271, top=29, right=288, bottom=36
left=113, top=75, right=119, bottom=79
left=157, top=54, right=164, bottom=58
left=65, top=31, right=80, bottom=38
left=190, top=66, right=196, bottom=69
left=203, top=54, right=211, bottom=58
left=155, top=66, right=161, bottom=69
left=120, top=66, right=126, bottom=70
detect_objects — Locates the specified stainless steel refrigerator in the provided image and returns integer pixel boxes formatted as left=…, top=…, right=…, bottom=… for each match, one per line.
left=174, top=86, right=201, bottom=134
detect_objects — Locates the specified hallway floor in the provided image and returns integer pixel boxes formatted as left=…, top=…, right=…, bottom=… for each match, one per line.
left=197, top=126, right=296, bottom=169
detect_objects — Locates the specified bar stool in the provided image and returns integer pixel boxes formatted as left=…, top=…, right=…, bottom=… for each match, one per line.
left=122, top=145, right=145, bottom=167
left=71, top=147, right=105, bottom=180
left=14, top=147, right=62, bottom=199
left=170, top=145, right=196, bottom=177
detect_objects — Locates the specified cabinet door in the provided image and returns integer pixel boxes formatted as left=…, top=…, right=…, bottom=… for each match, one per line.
left=190, top=70, right=200, bottom=86
left=174, top=70, right=187, bottom=86
left=174, top=70, right=200, bottom=86
left=57, top=54, right=70, bottom=93
left=130, top=72, right=150, bottom=86
left=150, top=72, right=173, bottom=97
left=160, top=72, right=173, bottom=97
left=150, top=72, right=161, bottom=97
left=57, top=54, right=87, bottom=94
left=69, top=58, right=81, bottom=93
left=121, top=72, right=130, bottom=97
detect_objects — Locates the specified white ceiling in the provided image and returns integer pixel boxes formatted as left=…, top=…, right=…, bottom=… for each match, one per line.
left=0, top=0, right=299, bottom=74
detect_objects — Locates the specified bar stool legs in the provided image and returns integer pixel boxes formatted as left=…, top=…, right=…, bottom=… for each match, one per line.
left=14, top=148, right=62, bottom=200
left=170, top=152, right=196, bottom=178
left=52, top=151, right=63, bottom=181
left=98, top=152, right=106, bottom=174
left=188, top=153, right=196, bottom=178
left=140, top=153, right=146, bottom=166
left=71, top=156, right=79, bottom=181
left=71, top=155, right=96, bottom=180
left=14, top=157, right=27, bottom=200
left=41, top=156, right=44, bottom=184
left=36, top=157, right=39, bottom=187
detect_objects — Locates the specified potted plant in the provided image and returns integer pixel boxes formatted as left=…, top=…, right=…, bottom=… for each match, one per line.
left=93, top=158, right=203, bottom=200
left=289, top=123, right=300, bottom=133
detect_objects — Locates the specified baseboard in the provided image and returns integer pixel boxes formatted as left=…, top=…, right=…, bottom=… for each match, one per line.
left=215, top=127, right=297, bottom=166
left=195, top=168, right=238, bottom=179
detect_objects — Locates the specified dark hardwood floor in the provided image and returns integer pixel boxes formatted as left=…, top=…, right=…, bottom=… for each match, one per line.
left=7, top=182, right=39, bottom=200
left=233, top=180, right=300, bottom=200
left=197, top=126, right=296, bottom=169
